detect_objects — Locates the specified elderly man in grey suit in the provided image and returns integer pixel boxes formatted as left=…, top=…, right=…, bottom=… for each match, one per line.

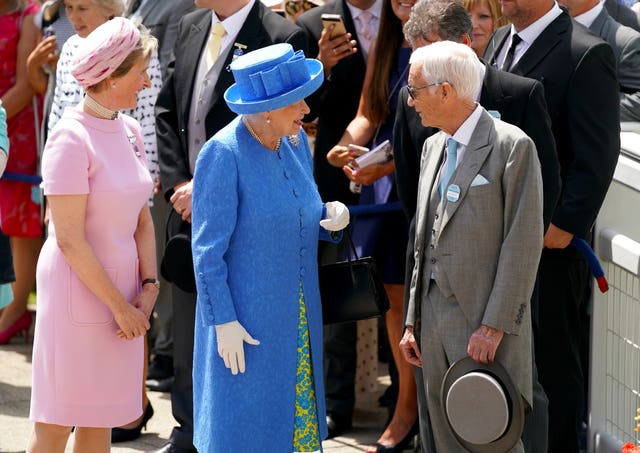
left=399, top=41, right=544, bottom=452
left=560, top=0, right=640, bottom=121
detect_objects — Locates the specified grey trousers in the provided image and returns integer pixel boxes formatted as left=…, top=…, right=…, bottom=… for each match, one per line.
left=150, top=193, right=173, bottom=356
left=418, top=281, right=524, bottom=453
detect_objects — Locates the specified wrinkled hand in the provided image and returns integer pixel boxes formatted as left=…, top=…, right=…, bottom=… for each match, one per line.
left=215, top=321, right=260, bottom=375
left=543, top=223, right=573, bottom=249
left=320, top=201, right=350, bottom=231
left=170, top=180, right=192, bottom=223
left=327, top=145, right=354, bottom=168
left=317, top=26, right=357, bottom=76
left=399, top=326, right=422, bottom=367
left=114, top=303, right=150, bottom=340
left=467, top=325, right=504, bottom=364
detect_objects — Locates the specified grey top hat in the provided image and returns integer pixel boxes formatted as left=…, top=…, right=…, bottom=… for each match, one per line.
left=441, top=357, right=525, bottom=452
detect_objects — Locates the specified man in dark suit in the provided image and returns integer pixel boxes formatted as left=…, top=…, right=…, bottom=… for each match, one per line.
left=605, top=0, right=640, bottom=32
left=126, top=0, right=197, bottom=394
left=395, top=2, right=560, bottom=451
left=127, top=0, right=197, bottom=79
left=295, top=0, right=382, bottom=438
left=559, top=0, right=640, bottom=121
left=484, top=1, right=620, bottom=451
left=155, top=1, right=307, bottom=451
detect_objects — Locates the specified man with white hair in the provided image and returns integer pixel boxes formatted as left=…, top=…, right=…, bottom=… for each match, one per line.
left=400, top=41, right=543, bottom=452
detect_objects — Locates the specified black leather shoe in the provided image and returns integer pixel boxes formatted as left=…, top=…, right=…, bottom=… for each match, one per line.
left=371, top=421, right=418, bottom=452
left=111, top=402, right=154, bottom=443
left=147, top=354, right=174, bottom=380
left=146, top=375, right=174, bottom=392
left=154, top=443, right=198, bottom=453
left=326, top=412, right=352, bottom=439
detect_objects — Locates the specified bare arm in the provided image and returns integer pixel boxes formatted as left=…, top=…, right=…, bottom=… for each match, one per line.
left=26, top=34, right=58, bottom=95
left=2, top=12, right=38, bottom=118
left=130, top=205, right=158, bottom=320
left=326, top=42, right=380, bottom=168
left=48, top=194, right=150, bottom=339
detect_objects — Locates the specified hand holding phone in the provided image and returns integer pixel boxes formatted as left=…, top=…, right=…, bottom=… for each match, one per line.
left=321, top=13, right=348, bottom=38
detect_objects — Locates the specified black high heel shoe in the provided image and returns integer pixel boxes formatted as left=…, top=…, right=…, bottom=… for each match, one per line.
left=372, top=421, right=419, bottom=453
left=111, top=402, right=154, bottom=443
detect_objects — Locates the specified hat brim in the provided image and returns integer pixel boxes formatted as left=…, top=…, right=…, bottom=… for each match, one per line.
left=224, top=59, right=323, bottom=114
left=161, top=233, right=197, bottom=294
left=441, top=357, right=525, bottom=453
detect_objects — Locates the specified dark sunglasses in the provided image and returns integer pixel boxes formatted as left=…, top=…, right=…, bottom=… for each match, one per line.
left=284, top=0, right=317, bottom=16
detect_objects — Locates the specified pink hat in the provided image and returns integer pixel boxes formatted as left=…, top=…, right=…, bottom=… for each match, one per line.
left=71, top=17, right=140, bottom=89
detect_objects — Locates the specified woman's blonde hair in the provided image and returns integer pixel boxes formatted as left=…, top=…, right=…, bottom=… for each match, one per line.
left=462, top=0, right=509, bottom=30
left=91, top=0, right=125, bottom=18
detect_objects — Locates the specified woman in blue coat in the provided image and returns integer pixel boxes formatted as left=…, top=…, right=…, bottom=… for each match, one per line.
left=191, top=43, right=350, bottom=453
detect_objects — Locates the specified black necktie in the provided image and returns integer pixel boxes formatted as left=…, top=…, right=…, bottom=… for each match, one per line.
left=501, top=34, right=522, bottom=71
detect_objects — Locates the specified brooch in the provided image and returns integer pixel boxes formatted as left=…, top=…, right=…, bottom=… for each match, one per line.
left=226, top=42, right=248, bottom=71
left=287, top=134, right=300, bottom=147
left=128, top=135, right=141, bottom=158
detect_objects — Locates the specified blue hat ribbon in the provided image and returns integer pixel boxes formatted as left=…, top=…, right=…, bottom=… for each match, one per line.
left=247, top=50, right=309, bottom=101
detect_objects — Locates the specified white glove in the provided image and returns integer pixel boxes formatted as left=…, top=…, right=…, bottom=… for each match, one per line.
left=215, top=320, right=260, bottom=375
left=0, top=151, right=6, bottom=178
left=320, top=201, right=350, bottom=231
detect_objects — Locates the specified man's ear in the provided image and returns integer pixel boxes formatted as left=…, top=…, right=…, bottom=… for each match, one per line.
left=461, top=33, right=472, bottom=46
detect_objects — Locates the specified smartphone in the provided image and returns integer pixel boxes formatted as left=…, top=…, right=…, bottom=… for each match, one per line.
left=348, top=144, right=369, bottom=157
left=321, top=13, right=348, bottom=39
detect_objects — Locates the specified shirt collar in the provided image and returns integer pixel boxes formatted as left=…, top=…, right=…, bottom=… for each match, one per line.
left=450, top=104, right=483, bottom=148
left=211, top=0, right=254, bottom=38
left=574, top=1, right=604, bottom=27
left=510, top=1, right=563, bottom=47
left=346, top=0, right=383, bottom=21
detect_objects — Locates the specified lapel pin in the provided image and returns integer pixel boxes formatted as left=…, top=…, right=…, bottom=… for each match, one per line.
left=446, top=184, right=460, bottom=202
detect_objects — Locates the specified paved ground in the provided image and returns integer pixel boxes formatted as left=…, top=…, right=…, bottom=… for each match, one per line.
left=0, top=312, right=394, bottom=453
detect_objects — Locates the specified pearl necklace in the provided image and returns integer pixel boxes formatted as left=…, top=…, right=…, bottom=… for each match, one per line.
left=84, top=95, right=118, bottom=120
left=242, top=116, right=281, bottom=151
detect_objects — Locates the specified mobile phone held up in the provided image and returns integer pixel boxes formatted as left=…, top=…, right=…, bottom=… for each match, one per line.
left=321, top=13, right=347, bottom=39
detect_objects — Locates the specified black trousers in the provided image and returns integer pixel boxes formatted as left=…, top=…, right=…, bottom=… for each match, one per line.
left=536, top=247, right=590, bottom=453
left=168, top=285, right=197, bottom=451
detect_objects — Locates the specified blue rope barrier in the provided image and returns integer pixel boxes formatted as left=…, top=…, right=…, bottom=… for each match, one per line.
left=1, top=172, right=42, bottom=185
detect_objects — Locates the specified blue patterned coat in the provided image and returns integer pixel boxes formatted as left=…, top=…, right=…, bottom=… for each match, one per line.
left=192, top=116, right=329, bottom=452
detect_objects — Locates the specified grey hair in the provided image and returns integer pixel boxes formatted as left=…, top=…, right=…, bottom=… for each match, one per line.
left=91, top=0, right=125, bottom=18
left=403, top=0, right=474, bottom=48
left=409, top=41, right=480, bottom=102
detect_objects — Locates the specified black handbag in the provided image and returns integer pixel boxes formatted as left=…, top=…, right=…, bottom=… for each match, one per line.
left=319, top=232, right=390, bottom=325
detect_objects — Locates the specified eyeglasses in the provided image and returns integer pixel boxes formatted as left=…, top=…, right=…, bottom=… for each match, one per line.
left=284, top=0, right=317, bottom=16
left=407, top=81, right=446, bottom=100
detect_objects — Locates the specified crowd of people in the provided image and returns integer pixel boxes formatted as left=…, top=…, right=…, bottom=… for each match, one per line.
left=0, top=0, right=636, bottom=451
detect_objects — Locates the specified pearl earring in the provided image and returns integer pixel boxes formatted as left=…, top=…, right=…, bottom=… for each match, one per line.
left=111, top=83, right=117, bottom=88
left=266, top=118, right=271, bottom=124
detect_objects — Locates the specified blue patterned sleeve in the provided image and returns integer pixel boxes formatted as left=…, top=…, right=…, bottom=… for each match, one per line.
left=192, top=138, right=239, bottom=327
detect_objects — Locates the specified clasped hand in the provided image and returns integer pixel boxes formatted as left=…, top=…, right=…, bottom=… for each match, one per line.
left=215, top=320, right=260, bottom=375
left=467, top=324, right=504, bottom=364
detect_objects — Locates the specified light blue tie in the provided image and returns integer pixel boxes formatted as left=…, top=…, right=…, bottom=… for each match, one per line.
left=439, top=138, right=458, bottom=197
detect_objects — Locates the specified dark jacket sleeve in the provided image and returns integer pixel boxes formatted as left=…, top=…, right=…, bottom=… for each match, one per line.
left=553, top=42, right=620, bottom=237
left=393, top=88, right=420, bottom=221
left=520, top=81, right=561, bottom=230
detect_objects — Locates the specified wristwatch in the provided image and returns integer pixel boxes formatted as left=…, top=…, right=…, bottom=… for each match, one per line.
left=141, top=278, right=160, bottom=290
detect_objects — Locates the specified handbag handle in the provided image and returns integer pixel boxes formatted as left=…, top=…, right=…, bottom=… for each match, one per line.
left=341, top=229, right=359, bottom=287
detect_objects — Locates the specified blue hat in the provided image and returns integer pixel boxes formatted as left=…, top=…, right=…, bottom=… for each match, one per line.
left=224, top=43, right=323, bottom=114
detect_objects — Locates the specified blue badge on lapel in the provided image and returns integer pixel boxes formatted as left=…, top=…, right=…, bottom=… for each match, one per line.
left=446, top=184, right=460, bottom=202
left=488, top=110, right=501, bottom=119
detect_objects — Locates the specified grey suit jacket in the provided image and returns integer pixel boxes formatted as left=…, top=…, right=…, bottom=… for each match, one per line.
left=407, top=109, right=543, bottom=404
left=132, top=0, right=196, bottom=79
left=591, top=8, right=640, bottom=121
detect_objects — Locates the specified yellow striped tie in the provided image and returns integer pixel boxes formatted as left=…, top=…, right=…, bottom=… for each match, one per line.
left=206, top=22, right=227, bottom=71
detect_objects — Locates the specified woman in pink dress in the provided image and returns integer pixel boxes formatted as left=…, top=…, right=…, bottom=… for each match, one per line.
left=28, top=18, right=158, bottom=453
left=0, top=0, right=43, bottom=345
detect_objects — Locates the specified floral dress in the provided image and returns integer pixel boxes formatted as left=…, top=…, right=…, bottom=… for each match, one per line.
left=0, top=0, right=43, bottom=237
